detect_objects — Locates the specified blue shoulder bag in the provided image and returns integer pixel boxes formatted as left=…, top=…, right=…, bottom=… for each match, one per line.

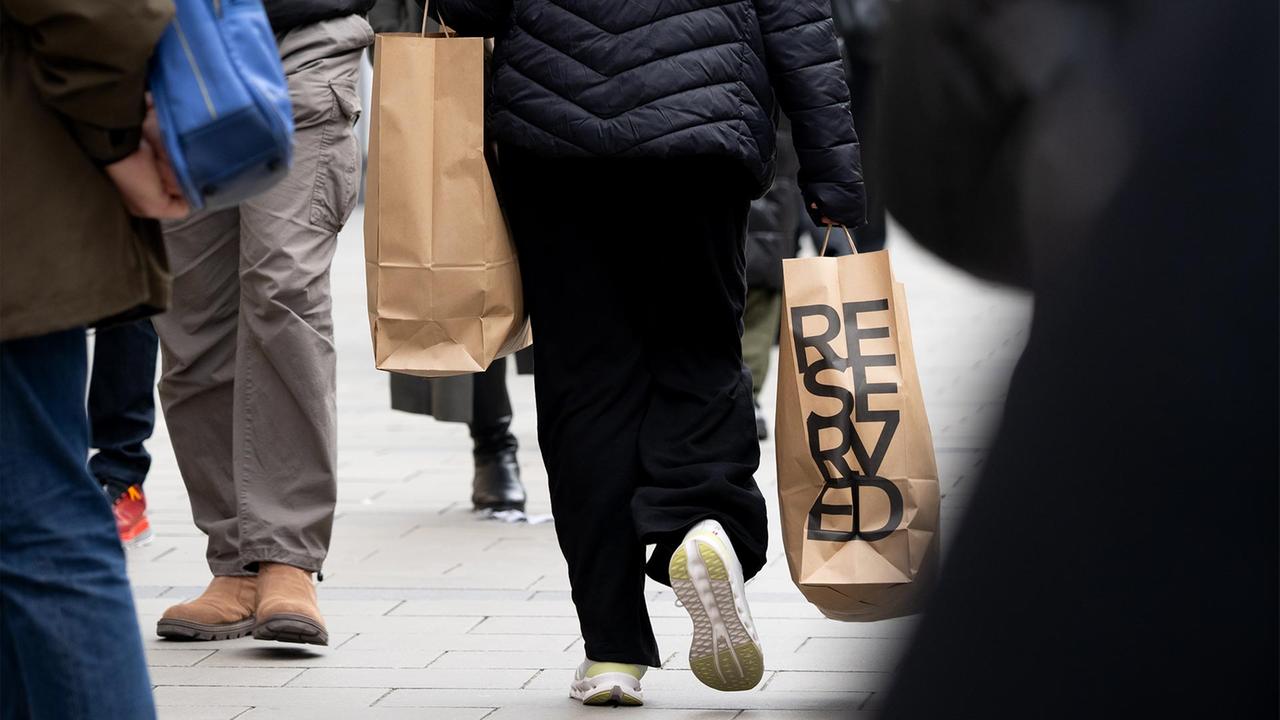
left=149, top=0, right=294, bottom=210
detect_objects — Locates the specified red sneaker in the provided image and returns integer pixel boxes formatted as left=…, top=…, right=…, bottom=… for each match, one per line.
left=112, top=485, right=154, bottom=548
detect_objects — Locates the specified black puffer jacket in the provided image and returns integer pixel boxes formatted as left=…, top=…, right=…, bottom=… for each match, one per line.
left=428, top=0, right=865, bottom=227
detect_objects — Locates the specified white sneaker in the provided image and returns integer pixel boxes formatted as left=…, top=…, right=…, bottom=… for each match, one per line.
left=669, top=519, right=764, bottom=691
left=569, top=659, right=646, bottom=706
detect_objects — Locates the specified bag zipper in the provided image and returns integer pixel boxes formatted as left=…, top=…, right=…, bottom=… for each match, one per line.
left=173, top=16, right=218, bottom=119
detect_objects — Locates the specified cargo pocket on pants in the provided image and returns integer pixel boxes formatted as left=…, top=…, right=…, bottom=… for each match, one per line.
left=309, top=80, right=362, bottom=233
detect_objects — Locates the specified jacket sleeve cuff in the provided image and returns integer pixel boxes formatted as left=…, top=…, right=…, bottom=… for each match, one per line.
left=67, top=122, right=143, bottom=166
left=801, top=182, right=868, bottom=229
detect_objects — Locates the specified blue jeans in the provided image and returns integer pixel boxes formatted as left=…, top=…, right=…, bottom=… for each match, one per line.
left=89, top=319, right=158, bottom=494
left=0, top=329, right=155, bottom=720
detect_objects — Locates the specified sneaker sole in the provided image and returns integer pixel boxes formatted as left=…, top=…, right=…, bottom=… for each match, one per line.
left=670, top=538, right=764, bottom=692
left=570, top=673, right=644, bottom=706
left=156, top=616, right=255, bottom=641
left=121, top=525, right=154, bottom=549
left=254, top=613, right=329, bottom=646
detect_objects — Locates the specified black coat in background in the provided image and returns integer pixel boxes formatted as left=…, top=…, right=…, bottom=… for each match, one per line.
left=427, top=0, right=866, bottom=227
left=745, top=118, right=800, bottom=292
left=370, top=0, right=533, bottom=427
left=880, top=0, right=1278, bottom=717
left=265, top=0, right=376, bottom=33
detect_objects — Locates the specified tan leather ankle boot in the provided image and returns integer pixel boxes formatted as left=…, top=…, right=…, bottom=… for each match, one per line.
left=253, top=563, right=328, bottom=646
left=157, top=576, right=257, bottom=641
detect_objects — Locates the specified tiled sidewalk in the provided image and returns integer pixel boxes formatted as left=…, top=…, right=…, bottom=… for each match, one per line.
left=130, top=212, right=1031, bottom=720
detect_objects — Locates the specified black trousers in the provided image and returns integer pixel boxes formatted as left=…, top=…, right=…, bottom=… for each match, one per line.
left=501, top=150, right=769, bottom=666
left=469, top=357, right=517, bottom=458
left=88, top=318, right=159, bottom=494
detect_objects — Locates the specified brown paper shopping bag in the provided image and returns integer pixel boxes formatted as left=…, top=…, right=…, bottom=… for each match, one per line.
left=364, top=29, right=531, bottom=377
left=776, top=229, right=940, bottom=621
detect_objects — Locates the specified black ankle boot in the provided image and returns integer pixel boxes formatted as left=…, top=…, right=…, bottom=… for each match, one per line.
left=472, top=449, right=526, bottom=512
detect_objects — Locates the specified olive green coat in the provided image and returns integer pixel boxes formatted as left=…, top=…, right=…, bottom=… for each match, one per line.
left=0, top=0, right=174, bottom=341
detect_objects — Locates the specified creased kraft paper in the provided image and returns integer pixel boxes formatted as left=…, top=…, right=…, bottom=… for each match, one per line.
left=776, top=248, right=940, bottom=621
left=365, top=33, right=531, bottom=377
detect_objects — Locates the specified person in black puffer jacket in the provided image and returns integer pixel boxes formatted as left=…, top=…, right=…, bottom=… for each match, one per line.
left=427, top=0, right=865, bottom=703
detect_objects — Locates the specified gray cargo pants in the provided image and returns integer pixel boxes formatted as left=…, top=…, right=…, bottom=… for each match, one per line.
left=154, top=15, right=373, bottom=576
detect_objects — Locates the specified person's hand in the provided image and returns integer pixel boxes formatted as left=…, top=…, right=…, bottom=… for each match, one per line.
left=811, top=202, right=836, bottom=226
left=142, top=95, right=184, bottom=200
left=105, top=138, right=189, bottom=219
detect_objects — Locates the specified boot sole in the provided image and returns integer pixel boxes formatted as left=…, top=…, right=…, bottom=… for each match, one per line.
left=472, top=500, right=527, bottom=513
left=157, top=616, right=255, bottom=641
left=254, top=613, right=329, bottom=646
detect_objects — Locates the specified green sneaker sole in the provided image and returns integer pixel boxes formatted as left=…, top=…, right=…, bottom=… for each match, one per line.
left=670, top=540, right=765, bottom=692
left=582, top=687, right=643, bottom=706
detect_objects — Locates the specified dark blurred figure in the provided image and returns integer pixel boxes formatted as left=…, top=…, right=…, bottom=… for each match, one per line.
left=830, top=0, right=889, bottom=252
left=879, top=1, right=1277, bottom=718
left=742, top=119, right=802, bottom=440
left=371, top=0, right=527, bottom=512
left=369, top=0, right=421, bottom=31
left=391, top=359, right=527, bottom=512
left=90, top=318, right=160, bottom=548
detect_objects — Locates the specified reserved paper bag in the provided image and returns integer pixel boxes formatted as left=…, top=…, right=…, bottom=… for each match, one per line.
left=776, top=235, right=940, bottom=621
left=365, top=32, right=531, bottom=377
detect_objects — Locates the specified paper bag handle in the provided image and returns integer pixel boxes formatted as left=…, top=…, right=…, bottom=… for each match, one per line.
left=423, top=7, right=457, bottom=37
left=820, top=224, right=858, bottom=255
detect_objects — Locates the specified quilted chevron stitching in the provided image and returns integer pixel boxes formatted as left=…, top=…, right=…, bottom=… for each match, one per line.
left=465, top=0, right=857, bottom=200
left=502, top=17, right=774, bottom=123
left=499, top=62, right=755, bottom=154
left=509, top=25, right=747, bottom=87
left=514, top=10, right=753, bottom=78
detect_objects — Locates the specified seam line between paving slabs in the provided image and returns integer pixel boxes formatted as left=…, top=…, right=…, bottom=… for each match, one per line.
left=151, top=547, right=177, bottom=562
left=188, top=650, right=217, bottom=667
left=520, top=669, right=544, bottom=689
left=280, top=669, right=308, bottom=687
left=757, top=670, right=779, bottom=691
left=368, top=687, right=396, bottom=708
